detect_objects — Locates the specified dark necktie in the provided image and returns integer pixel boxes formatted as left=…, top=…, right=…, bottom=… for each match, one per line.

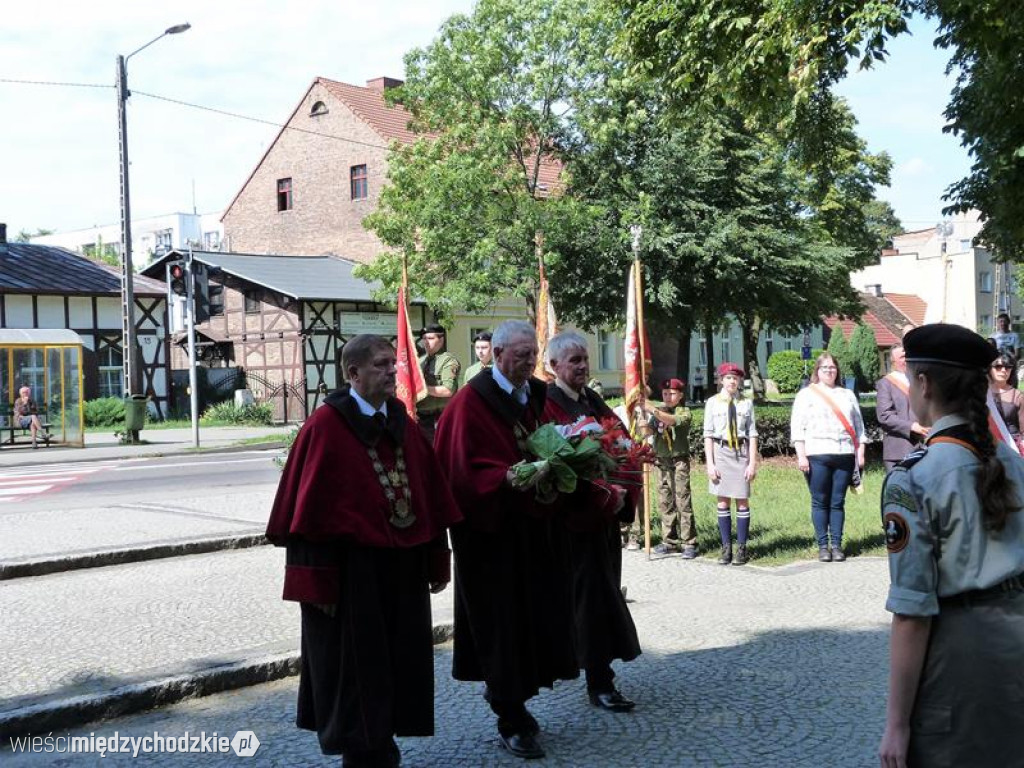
left=727, top=398, right=739, bottom=450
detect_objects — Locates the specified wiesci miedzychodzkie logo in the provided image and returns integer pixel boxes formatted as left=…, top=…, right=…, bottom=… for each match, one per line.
left=231, top=731, right=261, bottom=757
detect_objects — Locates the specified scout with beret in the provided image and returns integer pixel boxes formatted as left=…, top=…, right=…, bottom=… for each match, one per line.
left=417, top=324, right=461, bottom=442
left=702, top=363, right=758, bottom=565
left=643, top=378, right=698, bottom=558
left=879, top=323, right=1024, bottom=767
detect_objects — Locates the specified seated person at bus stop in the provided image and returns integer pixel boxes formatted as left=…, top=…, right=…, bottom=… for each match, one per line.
left=14, top=386, right=45, bottom=447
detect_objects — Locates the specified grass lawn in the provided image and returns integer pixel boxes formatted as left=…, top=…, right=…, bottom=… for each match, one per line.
left=644, top=460, right=886, bottom=566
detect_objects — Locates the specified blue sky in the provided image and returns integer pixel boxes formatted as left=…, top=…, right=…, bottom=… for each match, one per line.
left=1, top=3, right=969, bottom=236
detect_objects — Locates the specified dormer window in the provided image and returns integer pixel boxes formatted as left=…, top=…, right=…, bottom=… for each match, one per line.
left=310, top=101, right=328, bottom=117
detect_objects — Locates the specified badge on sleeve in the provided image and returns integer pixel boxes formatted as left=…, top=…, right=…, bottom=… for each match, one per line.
left=884, top=512, right=910, bottom=553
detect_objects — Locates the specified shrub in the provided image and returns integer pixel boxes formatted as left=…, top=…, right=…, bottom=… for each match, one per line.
left=84, top=397, right=126, bottom=427
left=848, top=322, right=881, bottom=390
left=766, top=350, right=806, bottom=393
left=201, top=401, right=274, bottom=426
left=827, top=327, right=854, bottom=375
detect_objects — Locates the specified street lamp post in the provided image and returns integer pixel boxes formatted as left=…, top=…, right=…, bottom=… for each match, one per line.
left=936, top=219, right=955, bottom=322
left=117, top=23, right=191, bottom=401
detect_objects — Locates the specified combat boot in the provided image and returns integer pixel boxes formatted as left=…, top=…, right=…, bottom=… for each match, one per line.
left=733, top=545, right=748, bottom=566
left=718, top=542, right=732, bottom=565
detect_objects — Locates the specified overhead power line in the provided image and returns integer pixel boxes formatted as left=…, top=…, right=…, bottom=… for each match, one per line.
left=0, top=77, right=113, bottom=89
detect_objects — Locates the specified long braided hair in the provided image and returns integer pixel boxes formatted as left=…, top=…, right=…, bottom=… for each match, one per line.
left=912, top=362, right=1020, bottom=530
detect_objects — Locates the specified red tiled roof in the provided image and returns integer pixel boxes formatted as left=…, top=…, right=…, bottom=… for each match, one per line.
left=883, top=293, right=927, bottom=326
left=318, top=78, right=423, bottom=145
left=823, top=315, right=901, bottom=348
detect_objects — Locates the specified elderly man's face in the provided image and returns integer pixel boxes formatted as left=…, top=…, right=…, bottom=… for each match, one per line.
left=891, top=347, right=906, bottom=373
left=474, top=340, right=493, bottom=365
left=348, top=346, right=397, bottom=406
left=423, top=332, right=444, bottom=355
left=494, top=334, right=538, bottom=387
left=552, top=347, right=590, bottom=392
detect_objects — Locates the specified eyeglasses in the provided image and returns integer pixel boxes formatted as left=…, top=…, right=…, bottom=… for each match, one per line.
left=818, top=366, right=837, bottom=371
left=992, top=364, right=1012, bottom=370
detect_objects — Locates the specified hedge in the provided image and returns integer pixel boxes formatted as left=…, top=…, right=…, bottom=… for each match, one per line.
left=674, top=402, right=880, bottom=462
left=84, top=397, right=127, bottom=427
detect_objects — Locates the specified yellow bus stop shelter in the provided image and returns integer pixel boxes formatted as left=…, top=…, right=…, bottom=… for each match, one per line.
left=0, top=329, right=85, bottom=447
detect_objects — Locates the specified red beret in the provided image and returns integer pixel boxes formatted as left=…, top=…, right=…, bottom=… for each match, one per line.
left=716, top=362, right=744, bottom=379
left=661, top=378, right=686, bottom=391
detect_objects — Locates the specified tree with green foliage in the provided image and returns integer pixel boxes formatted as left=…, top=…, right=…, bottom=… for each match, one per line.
left=766, top=350, right=806, bottom=394
left=15, top=227, right=54, bottom=242
left=615, top=0, right=1024, bottom=258
left=357, top=0, right=615, bottom=319
left=848, top=323, right=881, bottom=390
left=826, top=328, right=854, bottom=383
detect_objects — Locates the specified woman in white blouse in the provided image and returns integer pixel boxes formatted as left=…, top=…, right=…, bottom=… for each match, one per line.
left=790, top=353, right=865, bottom=562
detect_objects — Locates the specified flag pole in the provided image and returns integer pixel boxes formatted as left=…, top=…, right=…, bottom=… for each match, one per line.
left=630, top=225, right=653, bottom=559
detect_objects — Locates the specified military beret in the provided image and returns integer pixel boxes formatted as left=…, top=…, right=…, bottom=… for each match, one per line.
left=716, top=362, right=744, bottom=379
left=421, top=323, right=446, bottom=336
left=903, top=323, right=997, bottom=370
left=661, top=378, right=686, bottom=391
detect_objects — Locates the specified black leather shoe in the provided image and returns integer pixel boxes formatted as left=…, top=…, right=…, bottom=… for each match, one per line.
left=589, top=689, right=636, bottom=712
left=499, top=732, right=545, bottom=759
left=522, top=709, right=540, bottom=736
left=652, top=542, right=678, bottom=555
left=831, top=547, right=846, bottom=562
left=819, top=547, right=832, bottom=562
left=681, top=545, right=698, bottom=560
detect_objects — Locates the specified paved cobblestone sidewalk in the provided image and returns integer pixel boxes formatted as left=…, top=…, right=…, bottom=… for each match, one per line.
left=3, top=554, right=893, bottom=766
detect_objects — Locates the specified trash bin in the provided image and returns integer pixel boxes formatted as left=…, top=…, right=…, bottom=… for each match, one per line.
left=124, top=395, right=148, bottom=432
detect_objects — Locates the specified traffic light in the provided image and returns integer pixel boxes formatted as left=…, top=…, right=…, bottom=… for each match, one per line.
left=193, top=264, right=223, bottom=324
left=166, top=259, right=188, bottom=297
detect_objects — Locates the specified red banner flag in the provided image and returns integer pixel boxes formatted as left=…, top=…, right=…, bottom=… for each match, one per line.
left=534, top=259, right=558, bottom=380
left=395, top=265, right=427, bottom=420
left=623, top=259, right=650, bottom=432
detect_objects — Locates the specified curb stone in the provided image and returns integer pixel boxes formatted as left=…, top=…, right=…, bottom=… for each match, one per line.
left=0, top=624, right=454, bottom=742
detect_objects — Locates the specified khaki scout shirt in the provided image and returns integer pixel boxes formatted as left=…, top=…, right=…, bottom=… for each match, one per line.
left=418, top=351, right=460, bottom=415
left=883, top=414, right=1024, bottom=617
left=461, top=361, right=491, bottom=387
left=652, top=404, right=691, bottom=459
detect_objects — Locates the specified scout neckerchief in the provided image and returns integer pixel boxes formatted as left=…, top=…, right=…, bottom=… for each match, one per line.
left=885, top=372, right=910, bottom=397
left=715, top=391, right=742, bottom=450
left=366, top=412, right=415, bottom=529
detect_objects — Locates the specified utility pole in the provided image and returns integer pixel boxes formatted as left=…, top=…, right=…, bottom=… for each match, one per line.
left=185, top=249, right=200, bottom=448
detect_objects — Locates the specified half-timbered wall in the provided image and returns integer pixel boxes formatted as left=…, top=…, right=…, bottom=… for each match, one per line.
left=0, top=292, right=170, bottom=415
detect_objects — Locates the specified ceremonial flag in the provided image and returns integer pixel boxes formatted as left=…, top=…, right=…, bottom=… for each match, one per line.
left=534, top=257, right=558, bottom=380
left=395, top=260, right=427, bottom=420
left=623, top=259, right=650, bottom=432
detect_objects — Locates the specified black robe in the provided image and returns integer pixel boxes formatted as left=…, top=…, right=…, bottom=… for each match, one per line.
left=433, top=373, right=579, bottom=706
left=544, top=385, right=642, bottom=673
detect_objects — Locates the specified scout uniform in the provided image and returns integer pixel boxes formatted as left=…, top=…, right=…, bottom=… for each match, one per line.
left=651, top=379, right=697, bottom=556
left=461, top=360, right=491, bottom=387
left=882, top=324, right=1024, bottom=766
left=417, top=348, right=460, bottom=440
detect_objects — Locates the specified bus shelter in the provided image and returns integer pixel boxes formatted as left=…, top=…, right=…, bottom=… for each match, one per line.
left=0, top=329, right=85, bottom=447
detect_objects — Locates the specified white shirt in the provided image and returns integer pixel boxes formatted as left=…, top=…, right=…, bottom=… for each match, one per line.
left=349, top=387, right=388, bottom=419
left=491, top=366, right=529, bottom=405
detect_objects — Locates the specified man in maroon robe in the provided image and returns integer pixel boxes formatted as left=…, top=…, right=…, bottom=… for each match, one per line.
left=543, top=332, right=642, bottom=713
left=433, top=320, right=578, bottom=761
left=267, top=334, right=462, bottom=768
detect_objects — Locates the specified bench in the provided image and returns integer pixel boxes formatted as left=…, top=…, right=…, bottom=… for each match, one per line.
left=0, top=404, right=52, bottom=447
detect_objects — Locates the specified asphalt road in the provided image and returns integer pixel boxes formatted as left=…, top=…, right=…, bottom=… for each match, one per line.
left=0, top=451, right=283, bottom=513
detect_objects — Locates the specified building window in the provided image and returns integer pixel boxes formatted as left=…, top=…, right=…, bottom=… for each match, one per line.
left=979, top=271, right=993, bottom=293
left=959, top=238, right=973, bottom=252
left=764, top=329, right=774, bottom=360
left=98, top=344, right=124, bottom=399
left=203, top=231, right=221, bottom=250
left=244, top=290, right=260, bottom=315
left=210, top=282, right=225, bottom=317
left=698, top=338, right=707, bottom=366
left=277, top=178, right=293, bottom=211
left=598, top=330, right=615, bottom=371
left=350, top=165, right=368, bottom=200
left=979, top=315, right=992, bottom=333
left=310, top=100, right=328, bottom=117
left=720, top=340, right=731, bottom=363
left=784, top=338, right=793, bottom=351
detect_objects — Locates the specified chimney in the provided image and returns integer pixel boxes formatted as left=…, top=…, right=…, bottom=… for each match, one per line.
left=366, top=77, right=404, bottom=92
left=866, top=284, right=883, bottom=298
left=0, top=223, right=7, bottom=255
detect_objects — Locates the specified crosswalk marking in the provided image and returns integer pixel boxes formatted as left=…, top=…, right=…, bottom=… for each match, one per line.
left=0, top=462, right=118, bottom=503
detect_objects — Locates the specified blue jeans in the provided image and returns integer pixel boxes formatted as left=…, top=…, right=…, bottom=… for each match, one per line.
left=806, top=454, right=854, bottom=548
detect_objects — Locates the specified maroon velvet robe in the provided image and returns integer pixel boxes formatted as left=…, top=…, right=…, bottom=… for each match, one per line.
left=544, top=384, right=642, bottom=676
left=434, top=372, right=578, bottom=705
left=266, top=388, right=461, bottom=755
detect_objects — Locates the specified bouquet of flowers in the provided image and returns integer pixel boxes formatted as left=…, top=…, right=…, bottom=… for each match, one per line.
left=510, top=416, right=653, bottom=503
